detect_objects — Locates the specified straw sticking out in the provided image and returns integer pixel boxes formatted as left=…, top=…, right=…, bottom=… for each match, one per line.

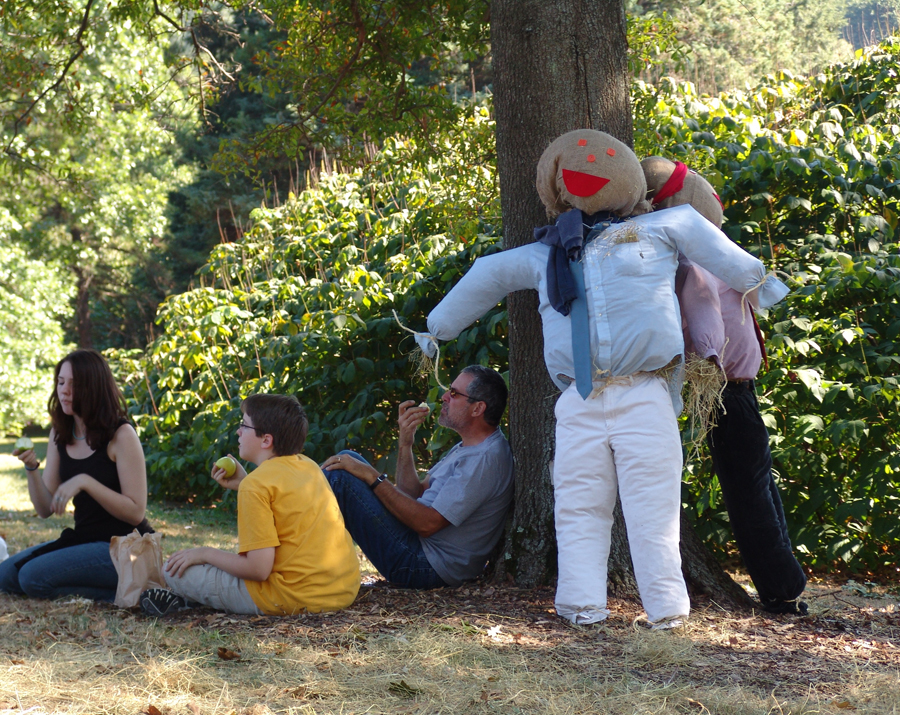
left=682, top=352, right=727, bottom=459
left=392, top=310, right=449, bottom=390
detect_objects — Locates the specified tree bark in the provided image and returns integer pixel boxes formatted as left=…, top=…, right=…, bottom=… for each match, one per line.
left=490, top=0, right=754, bottom=611
left=71, top=227, right=94, bottom=349
left=679, top=511, right=756, bottom=608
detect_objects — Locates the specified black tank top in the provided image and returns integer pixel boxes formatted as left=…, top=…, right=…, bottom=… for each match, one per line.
left=57, top=422, right=153, bottom=540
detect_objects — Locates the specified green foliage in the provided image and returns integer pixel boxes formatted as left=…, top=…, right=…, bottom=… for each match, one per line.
left=113, top=29, right=900, bottom=571
left=627, top=0, right=853, bottom=93
left=120, top=107, right=503, bottom=501
left=1, top=6, right=198, bottom=349
left=636, top=40, right=900, bottom=570
left=163, top=9, right=298, bottom=300
left=0, top=236, right=74, bottom=433
left=213, top=0, right=491, bottom=168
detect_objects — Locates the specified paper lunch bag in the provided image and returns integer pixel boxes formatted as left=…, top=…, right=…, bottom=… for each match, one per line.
left=110, top=530, right=165, bottom=607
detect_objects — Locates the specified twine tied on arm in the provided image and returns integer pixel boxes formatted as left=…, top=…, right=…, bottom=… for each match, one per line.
left=392, top=310, right=449, bottom=390
left=739, top=270, right=791, bottom=325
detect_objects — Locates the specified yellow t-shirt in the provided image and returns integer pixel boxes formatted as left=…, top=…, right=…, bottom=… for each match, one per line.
left=237, top=454, right=360, bottom=615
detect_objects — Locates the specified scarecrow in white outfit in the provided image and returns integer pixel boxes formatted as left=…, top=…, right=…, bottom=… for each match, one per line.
left=415, top=129, right=789, bottom=627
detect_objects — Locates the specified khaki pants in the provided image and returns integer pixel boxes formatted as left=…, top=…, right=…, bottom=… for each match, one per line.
left=165, top=564, right=264, bottom=615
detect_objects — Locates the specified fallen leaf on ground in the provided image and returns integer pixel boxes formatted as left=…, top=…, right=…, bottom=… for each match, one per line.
left=217, top=646, right=241, bottom=661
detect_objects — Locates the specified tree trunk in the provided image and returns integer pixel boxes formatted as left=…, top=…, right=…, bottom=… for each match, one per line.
left=679, top=511, right=756, bottom=608
left=69, top=227, right=94, bottom=349
left=72, top=272, right=94, bottom=350
left=490, top=0, right=754, bottom=610
left=490, top=0, right=632, bottom=587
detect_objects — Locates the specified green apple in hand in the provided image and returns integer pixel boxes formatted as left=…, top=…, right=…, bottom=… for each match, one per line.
left=13, top=437, right=34, bottom=455
left=215, top=456, right=237, bottom=477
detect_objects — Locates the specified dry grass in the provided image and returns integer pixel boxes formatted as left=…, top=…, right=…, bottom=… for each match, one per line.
left=2, top=438, right=899, bottom=715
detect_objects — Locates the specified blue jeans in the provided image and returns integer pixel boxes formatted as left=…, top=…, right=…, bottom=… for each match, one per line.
left=325, top=452, right=448, bottom=589
left=0, top=540, right=119, bottom=602
left=708, top=381, right=807, bottom=604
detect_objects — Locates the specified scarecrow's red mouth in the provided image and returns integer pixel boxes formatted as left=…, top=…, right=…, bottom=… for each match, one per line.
left=562, top=169, right=610, bottom=197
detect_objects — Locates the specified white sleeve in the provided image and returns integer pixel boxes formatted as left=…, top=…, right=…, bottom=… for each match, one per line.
left=427, top=245, right=541, bottom=340
left=660, top=205, right=789, bottom=308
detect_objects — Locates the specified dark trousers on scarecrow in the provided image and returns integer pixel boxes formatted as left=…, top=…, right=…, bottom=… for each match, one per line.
left=708, top=380, right=807, bottom=606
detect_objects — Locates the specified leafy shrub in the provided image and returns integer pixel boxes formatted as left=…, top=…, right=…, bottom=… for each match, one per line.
left=123, top=41, right=900, bottom=570
left=119, top=108, right=506, bottom=501
left=635, top=40, right=900, bottom=570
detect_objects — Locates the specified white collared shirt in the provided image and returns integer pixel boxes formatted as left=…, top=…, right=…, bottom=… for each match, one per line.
left=427, top=205, right=788, bottom=398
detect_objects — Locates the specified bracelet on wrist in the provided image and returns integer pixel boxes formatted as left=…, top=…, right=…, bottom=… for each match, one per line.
left=370, top=473, right=389, bottom=491
left=24, top=462, right=40, bottom=472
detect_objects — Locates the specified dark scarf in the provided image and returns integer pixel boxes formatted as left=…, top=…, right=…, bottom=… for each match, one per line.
left=535, top=208, right=625, bottom=315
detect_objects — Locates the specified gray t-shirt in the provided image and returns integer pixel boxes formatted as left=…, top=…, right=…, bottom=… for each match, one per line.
left=418, top=430, right=515, bottom=586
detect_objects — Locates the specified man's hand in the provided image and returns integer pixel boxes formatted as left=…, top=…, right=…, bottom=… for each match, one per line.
left=165, top=547, right=211, bottom=578
left=398, top=400, right=430, bottom=449
left=321, top=453, right=380, bottom=486
left=211, top=454, right=247, bottom=491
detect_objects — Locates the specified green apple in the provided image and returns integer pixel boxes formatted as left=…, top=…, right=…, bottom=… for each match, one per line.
left=14, top=437, right=34, bottom=453
left=215, top=456, right=237, bottom=477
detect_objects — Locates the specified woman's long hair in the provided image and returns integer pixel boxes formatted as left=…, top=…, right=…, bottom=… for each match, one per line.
left=49, top=349, right=128, bottom=449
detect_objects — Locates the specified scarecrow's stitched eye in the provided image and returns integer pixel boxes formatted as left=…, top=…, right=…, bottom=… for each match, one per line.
left=607, top=148, right=616, bottom=157
left=578, top=139, right=587, bottom=146
left=587, top=154, right=596, bottom=162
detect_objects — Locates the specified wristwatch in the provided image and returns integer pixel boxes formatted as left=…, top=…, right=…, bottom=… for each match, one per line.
left=370, top=473, right=389, bottom=491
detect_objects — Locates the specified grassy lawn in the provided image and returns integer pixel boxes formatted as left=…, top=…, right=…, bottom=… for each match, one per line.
left=2, top=437, right=900, bottom=714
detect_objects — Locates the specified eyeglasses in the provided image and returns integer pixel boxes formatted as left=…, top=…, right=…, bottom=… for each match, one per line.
left=238, top=421, right=262, bottom=434
left=447, top=386, right=477, bottom=401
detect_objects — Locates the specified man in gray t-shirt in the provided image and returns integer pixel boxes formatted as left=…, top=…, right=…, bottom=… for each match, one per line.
left=323, top=366, right=514, bottom=588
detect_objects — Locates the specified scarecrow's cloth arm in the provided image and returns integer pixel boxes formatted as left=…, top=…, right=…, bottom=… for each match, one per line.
left=425, top=246, right=540, bottom=344
left=676, top=254, right=725, bottom=363
left=659, top=205, right=789, bottom=309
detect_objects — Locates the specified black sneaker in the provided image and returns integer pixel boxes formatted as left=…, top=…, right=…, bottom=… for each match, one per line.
left=761, top=598, right=809, bottom=616
left=140, top=588, right=188, bottom=617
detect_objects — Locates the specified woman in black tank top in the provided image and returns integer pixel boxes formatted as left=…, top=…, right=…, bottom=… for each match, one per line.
left=2, top=349, right=152, bottom=602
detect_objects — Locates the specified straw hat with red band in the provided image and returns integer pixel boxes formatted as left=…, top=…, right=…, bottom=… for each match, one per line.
left=641, top=156, right=723, bottom=228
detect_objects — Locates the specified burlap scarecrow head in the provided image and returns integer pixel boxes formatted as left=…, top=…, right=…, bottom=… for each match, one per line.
left=641, top=156, right=723, bottom=228
left=536, top=129, right=651, bottom=219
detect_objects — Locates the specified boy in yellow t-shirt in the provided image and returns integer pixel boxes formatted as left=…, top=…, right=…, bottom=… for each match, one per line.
left=140, top=395, right=360, bottom=616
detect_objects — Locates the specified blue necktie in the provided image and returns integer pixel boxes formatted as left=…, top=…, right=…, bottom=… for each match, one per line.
left=569, top=259, right=593, bottom=399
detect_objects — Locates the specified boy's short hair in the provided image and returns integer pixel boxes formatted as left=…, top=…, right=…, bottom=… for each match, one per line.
left=241, top=394, right=309, bottom=457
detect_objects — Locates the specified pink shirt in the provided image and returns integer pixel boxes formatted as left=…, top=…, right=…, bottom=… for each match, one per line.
left=676, top=257, right=762, bottom=381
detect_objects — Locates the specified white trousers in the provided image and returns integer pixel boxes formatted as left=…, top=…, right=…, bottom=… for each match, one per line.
left=553, top=375, right=690, bottom=624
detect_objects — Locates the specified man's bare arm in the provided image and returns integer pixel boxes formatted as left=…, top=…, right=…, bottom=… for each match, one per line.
left=394, top=400, right=431, bottom=497
left=321, top=452, right=450, bottom=538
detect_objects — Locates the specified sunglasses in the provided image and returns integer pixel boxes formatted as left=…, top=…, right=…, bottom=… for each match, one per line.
left=447, top=386, right=478, bottom=401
